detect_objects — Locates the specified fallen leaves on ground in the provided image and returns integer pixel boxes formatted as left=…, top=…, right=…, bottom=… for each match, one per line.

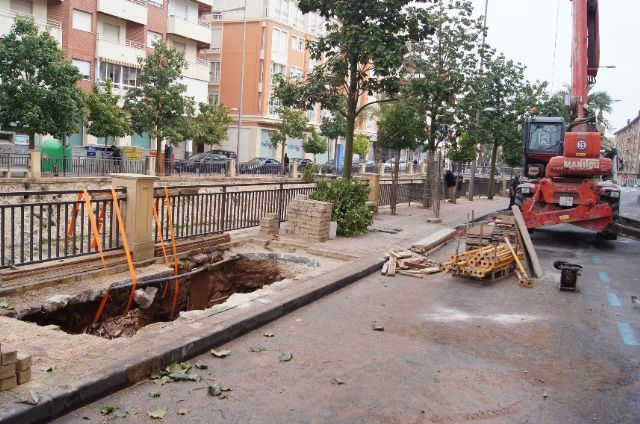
left=99, top=405, right=115, bottom=415
left=177, top=408, right=190, bottom=415
left=148, top=391, right=160, bottom=398
left=263, top=333, right=275, bottom=337
left=331, top=378, right=346, bottom=385
left=279, top=352, right=293, bottom=362
left=195, top=361, right=208, bottom=369
left=249, top=345, right=265, bottom=353
left=148, top=406, right=168, bottom=419
left=168, top=373, right=200, bottom=382
left=372, top=324, right=385, bottom=331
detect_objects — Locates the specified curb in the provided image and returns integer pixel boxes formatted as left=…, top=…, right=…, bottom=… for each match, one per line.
left=0, top=256, right=386, bottom=424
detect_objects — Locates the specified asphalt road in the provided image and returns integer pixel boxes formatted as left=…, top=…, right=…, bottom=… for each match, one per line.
left=57, top=226, right=639, bottom=424
left=620, top=186, right=640, bottom=220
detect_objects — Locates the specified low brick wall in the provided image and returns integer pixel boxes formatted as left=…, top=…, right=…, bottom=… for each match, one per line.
left=285, top=195, right=332, bottom=243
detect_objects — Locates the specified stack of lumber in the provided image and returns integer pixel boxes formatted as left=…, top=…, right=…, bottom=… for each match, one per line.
left=381, top=247, right=441, bottom=279
left=441, top=243, right=523, bottom=279
left=492, top=214, right=517, bottom=244
left=465, top=223, right=494, bottom=249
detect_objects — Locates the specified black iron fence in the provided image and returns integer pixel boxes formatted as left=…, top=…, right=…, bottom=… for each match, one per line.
left=379, top=179, right=425, bottom=206
left=0, top=154, right=30, bottom=171
left=173, top=160, right=226, bottom=176
left=153, top=182, right=317, bottom=241
left=41, top=157, right=144, bottom=177
left=238, top=164, right=282, bottom=176
left=0, top=188, right=126, bottom=269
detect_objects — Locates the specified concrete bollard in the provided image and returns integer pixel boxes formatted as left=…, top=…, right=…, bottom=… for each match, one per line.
left=111, top=174, right=158, bottom=263
left=407, top=163, right=414, bottom=175
left=28, top=151, right=41, bottom=179
left=377, top=163, right=385, bottom=176
left=144, top=156, right=156, bottom=176
left=225, top=159, right=236, bottom=178
left=419, top=163, right=427, bottom=174
left=359, top=162, right=366, bottom=174
left=290, top=161, right=299, bottom=179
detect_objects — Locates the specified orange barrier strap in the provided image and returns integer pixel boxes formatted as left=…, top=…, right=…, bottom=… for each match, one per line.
left=67, top=192, right=83, bottom=238
left=81, top=190, right=110, bottom=325
left=164, top=186, right=181, bottom=314
left=111, top=187, right=138, bottom=316
left=152, top=199, right=171, bottom=299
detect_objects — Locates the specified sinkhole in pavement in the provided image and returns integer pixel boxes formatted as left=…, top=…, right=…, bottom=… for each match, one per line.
left=18, top=253, right=312, bottom=339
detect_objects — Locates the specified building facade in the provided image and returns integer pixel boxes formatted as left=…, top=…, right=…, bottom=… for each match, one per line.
left=614, top=111, right=640, bottom=186
left=1, top=0, right=212, bottom=153
left=200, top=0, right=377, bottom=164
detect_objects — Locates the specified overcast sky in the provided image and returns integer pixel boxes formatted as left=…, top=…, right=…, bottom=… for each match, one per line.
left=468, top=0, right=640, bottom=134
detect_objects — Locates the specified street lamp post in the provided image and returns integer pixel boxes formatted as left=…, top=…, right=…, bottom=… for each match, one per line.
left=468, top=0, right=489, bottom=201
left=236, top=0, right=247, bottom=174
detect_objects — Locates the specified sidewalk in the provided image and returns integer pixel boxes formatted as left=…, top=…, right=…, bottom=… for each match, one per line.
left=0, top=197, right=504, bottom=423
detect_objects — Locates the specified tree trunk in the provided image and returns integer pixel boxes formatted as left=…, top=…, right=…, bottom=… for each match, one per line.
left=343, top=114, right=355, bottom=178
left=155, top=137, right=162, bottom=174
left=28, top=132, right=35, bottom=151
left=343, top=58, right=359, bottom=179
left=391, top=149, right=400, bottom=215
left=488, top=141, right=499, bottom=200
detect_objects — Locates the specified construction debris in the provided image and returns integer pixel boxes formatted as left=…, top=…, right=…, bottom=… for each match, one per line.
left=381, top=247, right=440, bottom=278
left=412, top=229, right=456, bottom=254
left=441, top=243, right=521, bottom=281
left=0, top=343, right=32, bottom=391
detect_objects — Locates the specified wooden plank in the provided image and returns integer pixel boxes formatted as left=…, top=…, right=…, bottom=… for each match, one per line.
left=380, top=262, right=389, bottom=275
left=387, top=257, right=397, bottom=277
left=187, top=271, right=210, bottom=310
left=413, top=228, right=456, bottom=250
left=511, top=206, right=543, bottom=278
left=398, top=271, right=423, bottom=279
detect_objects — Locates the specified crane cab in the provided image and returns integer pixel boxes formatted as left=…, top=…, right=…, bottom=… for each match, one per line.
left=522, top=116, right=565, bottom=179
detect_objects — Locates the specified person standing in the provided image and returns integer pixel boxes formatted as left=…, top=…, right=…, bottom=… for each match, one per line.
left=111, top=144, right=122, bottom=172
left=508, top=171, right=521, bottom=209
left=284, top=153, right=290, bottom=175
left=445, top=169, right=457, bottom=204
left=164, top=143, right=173, bottom=176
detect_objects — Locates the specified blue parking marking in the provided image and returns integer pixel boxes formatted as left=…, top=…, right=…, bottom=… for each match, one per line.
left=598, top=271, right=610, bottom=284
left=617, top=323, right=640, bottom=346
left=606, top=293, right=621, bottom=307
left=592, top=256, right=602, bottom=265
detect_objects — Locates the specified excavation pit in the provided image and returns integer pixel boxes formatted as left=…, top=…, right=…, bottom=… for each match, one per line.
left=17, top=253, right=317, bottom=339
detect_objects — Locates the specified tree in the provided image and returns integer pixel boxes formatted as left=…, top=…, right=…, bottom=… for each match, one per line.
left=320, top=112, right=346, bottom=162
left=125, top=39, right=191, bottom=166
left=0, top=16, right=83, bottom=149
left=269, top=107, right=308, bottom=175
left=353, top=134, right=370, bottom=159
left=292, top=0, right=433, bottom=178
left=302, top=127, right=328, bottom=163
left=189, top=102, right=233, bottom=148
left=587, top=90, right=614, bottom=130
left=404, top=0, right=486, bottom=154
left=465, top=54, right=537, bottom=199
left=84, top=79, right=131, bottom=149
left=377, top=101, right=426, bottom=214
left=447, top=131, right=476, bottom=171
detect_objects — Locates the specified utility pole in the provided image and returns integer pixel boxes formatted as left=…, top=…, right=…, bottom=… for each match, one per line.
left=468, top=0, right=489, bottom=201
left=235, top=0, right=247, bottom=174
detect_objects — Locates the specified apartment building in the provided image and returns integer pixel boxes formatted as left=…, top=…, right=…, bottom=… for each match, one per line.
left=1, top=0, right=212, bottom=153
left=201, top=0, right=377, bottom=163
left=614, top=111, right=640, bottom=186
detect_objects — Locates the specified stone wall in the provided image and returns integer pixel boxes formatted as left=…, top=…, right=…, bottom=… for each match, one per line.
left=285, top=196, right=332, bottom=243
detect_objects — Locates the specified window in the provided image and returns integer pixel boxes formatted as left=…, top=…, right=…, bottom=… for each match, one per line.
left=291, top=36, right=304, bottom=52
left=102, top=23, right=120, bottom=43
left=270, top=62, right=286, bottom=84
left=72, top=9, right=92, bottom=32
left=268, top=94, right=280, bottom=115
left=172, top=41, right=186, bottom=53
left=289, top=67, right=303, bottom=81
left=72, top=59, right=91, bottom=80
left=306, top=106, right=315, bottom=122
left=149, top=0, right=164, bottom=7
left=208, top=94, right=219, bottom=105
left=294, top=8, right=305, bottom=28
left=148, top=31, right=162, bottom=48
left=209, top=61, right=220, bottom=82
left=10, top=0, right=32, bottom=15
left=271, top=28, right=288, bottom=63
left=98, top=62, right=138, bottom=89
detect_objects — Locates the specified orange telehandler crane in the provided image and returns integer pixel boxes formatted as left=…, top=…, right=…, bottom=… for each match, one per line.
left=515, top=0, right=620, bottom=239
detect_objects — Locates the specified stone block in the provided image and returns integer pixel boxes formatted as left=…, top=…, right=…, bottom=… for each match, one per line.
left=17, top=368, right=31, bottom=385
left=1, top=347, right=17, bottom=365
left=0, top=363, right=15, bottom=379
left=0, top=375, right=17, bottom=391
left=16, top=355, right=31, bottom=372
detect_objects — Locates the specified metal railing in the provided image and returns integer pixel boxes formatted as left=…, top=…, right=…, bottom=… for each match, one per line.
left=238, top=164, right=282, bottom=176
left=174, top=160, right=226, bottom=176
left=153, top=182, right=317, bottom=241
left=379, top=179, right=425, bottom=206
left=41, top=157, right=145, bottom=177
left=0, top=188, right=126, bottom=269
left=0, top=154, right=30, bottom=171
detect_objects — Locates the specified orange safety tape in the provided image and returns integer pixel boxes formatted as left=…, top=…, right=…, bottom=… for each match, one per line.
left=111, top=187, right=139, bottom=317
left=164, top=186, right=181, bottom=314
left=80, top=190, right=109, bottom=325
left=67, top=192, right=83, bottom=240
left=152, top=199, right=171, bottom=299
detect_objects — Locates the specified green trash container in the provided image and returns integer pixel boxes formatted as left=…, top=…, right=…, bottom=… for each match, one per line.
left=40, top=139, right=72, bottom=173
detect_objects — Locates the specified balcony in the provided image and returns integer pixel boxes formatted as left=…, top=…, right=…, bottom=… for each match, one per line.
left=209, top=72, right=220, bottom=84
left=97, top=0, right=147, bottom=26
left=183, top=58, right=209, bottom=82
left=167, top=15, right=210, bottom=44
left=96, top=34, right=146, bottom=67
left=0, top=9, right=62, bottom=45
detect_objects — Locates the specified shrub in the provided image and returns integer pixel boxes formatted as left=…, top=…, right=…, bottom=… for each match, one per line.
left=301, top=164, right=319, bottom=183
left=310, top=178, right=373, bottom=237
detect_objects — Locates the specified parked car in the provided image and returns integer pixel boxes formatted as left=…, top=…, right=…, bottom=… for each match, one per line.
left=209, top=149, right=237, bottom=159
left=384, top=158, right=407, bottom=171
left=320, top=160, right=337, bottom=174
left=296, top=158, right=314, bottom=171
left=239, top=157, right=281, bottom=174
left=176, top=152, right=227, bottom=173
